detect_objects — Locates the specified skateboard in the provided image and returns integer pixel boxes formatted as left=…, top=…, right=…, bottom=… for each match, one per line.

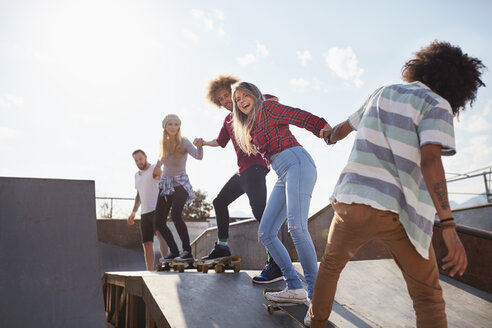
left=155, top=258, right=200, bottom=273
left=263, top=289, right=338, bottom=328
left=196, top=255, right=242, bottom=273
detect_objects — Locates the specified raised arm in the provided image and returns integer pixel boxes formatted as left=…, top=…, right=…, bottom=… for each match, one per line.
left=420, top=144, right=467, bottom=277
left=264, top=101, right=327, bottom=138
left=184, top=139, right=203, bottom=160
left=321, top=120, right=354, bottom=144
left=194, top=138, right=219, bottom=147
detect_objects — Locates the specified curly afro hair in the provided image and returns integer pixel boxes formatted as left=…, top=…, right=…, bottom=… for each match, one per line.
left=402, top=41, right=486, bottom=116
left=206, top=75, right=240, bottom=107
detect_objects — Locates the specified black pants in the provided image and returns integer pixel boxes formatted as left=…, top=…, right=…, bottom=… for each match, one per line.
left=213, top=165, right=269, bottom=239
left=154, top=185, right=191, bottom=255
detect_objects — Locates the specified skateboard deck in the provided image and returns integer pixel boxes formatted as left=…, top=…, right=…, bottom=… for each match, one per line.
left=263, top=289, right=338, bottom=328
left=156, top=258, right=200, bottom=272
left=196, top=255, right=242, bottom=273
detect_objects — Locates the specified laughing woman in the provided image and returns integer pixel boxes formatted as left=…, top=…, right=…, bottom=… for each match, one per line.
left=232, top=81, right=331, bottom=323
left=153, top=114, right=203, bottom=261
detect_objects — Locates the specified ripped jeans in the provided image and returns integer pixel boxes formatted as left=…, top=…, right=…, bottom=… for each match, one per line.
left=258, top=146, right=318, bottom=299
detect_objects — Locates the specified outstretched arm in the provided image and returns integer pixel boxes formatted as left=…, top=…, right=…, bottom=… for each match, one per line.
left=421, top=144, right=467, bottom=276
left=194, top=138, right=219, bottom=147
left=321, top=120, right=354, bottom=144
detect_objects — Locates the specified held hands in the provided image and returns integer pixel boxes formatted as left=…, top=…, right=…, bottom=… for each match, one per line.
left=319, top=123, right=334, bottom=143
left=152, top=166, right=162, bottom=180
left=441, top=228, right=468, bottom=276
left=193, top=138, right=204, bottom=148
left=127, top=212, right=136, bottom=225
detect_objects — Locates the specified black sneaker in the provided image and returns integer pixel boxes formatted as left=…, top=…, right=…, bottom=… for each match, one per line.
left=201, top=242, right=231, bottom=261
left=160, top=253, right=179, bottom=262
left=175, top=250, right=193, bottom=261
left=253, top=258, right=284, bottom=284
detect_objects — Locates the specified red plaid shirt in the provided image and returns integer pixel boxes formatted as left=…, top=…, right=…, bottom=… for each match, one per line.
left=250, top=101, right=327, bottom=162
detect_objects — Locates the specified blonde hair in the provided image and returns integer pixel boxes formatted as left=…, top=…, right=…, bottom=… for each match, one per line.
left=160, top=114, right=184, bottom=160
left=231, top=82, right=265, bottom=156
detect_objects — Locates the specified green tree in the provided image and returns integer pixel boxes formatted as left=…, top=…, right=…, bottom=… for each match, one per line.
left=182, top=189, right=213, bottom=220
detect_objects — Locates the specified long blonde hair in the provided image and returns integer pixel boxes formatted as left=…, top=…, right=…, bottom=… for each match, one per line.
left=232, top=82, right=265, bottom=155
left=160, top=114, right=183, bottom=160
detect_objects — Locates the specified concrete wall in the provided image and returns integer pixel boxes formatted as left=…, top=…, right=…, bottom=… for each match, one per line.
left=450, top=203, right=492, bottom=231
left=0, top=177, right=106, bottom=328
left=191, top=204, right=392, bottom=270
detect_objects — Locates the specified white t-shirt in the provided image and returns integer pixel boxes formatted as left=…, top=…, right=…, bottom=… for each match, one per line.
left=134, top=164, right=159, bottom=215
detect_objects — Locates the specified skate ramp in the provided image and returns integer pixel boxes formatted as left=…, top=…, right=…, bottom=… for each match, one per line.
left=0, top=177, right=106, bottom=328
left=103, top=259, right=491, bottom=327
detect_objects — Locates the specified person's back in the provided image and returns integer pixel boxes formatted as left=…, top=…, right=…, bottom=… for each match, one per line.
left=334, top=81, right=455, bottom=258
left=310, top=41, right=486, bottom=328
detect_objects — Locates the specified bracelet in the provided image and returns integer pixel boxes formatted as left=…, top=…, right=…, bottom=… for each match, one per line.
left=440, top=217, right=454, bottom=223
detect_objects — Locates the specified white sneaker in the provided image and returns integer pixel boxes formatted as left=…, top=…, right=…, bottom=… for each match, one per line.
left=304, top=302, right=311, bottom=327
left=264, top=287, right=307, bottom=304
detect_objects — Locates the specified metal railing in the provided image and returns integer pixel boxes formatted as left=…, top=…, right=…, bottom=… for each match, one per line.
left=96, top=197, right=134, bottom=219
left=446, top=166, right=492, bottom=203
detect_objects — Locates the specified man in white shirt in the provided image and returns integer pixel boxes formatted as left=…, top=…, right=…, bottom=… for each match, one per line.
left=128, top=149, right=168, bottom=270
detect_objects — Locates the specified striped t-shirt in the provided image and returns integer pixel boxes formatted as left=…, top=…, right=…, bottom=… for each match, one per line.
left=332, top=81, right=455, bottom=259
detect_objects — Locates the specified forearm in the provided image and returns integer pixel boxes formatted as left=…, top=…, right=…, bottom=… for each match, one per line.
left=204, top=139, right=220, bottom=147
left=132, top=193, right=141, bottom=213
left=330, top=120, right=353, bottom=143
left=421, top=145, right=452, bottom=220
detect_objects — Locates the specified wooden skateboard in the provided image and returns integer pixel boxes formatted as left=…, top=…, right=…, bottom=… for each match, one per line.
left=263, top=289, right=338, bottom=327
left=196, top=255, right=242, bottom=273
left=155, top=258, right=200, bottom=273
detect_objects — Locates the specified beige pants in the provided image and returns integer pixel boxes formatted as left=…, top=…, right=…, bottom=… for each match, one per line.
left=310, top=201, right=446, bottom=328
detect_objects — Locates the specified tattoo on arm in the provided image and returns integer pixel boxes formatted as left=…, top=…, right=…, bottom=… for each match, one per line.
left=132, top=193, right=141, bottom=212
left=432, top=180, right=450, bottom=210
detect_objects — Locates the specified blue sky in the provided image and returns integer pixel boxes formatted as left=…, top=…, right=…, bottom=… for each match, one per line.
left=1, top=0, right=491, bottom=217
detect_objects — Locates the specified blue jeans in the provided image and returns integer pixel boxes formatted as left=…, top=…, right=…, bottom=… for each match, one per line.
left=258, top=146, right=318, bottom=298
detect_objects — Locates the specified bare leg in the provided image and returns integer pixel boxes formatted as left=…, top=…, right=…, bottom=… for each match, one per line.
left=143, top=241, right=155, bottom=271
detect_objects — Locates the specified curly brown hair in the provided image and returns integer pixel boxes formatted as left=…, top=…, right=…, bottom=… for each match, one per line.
left=206, top=75, right=240, bottom=107
left=402, top=41, right=486, bottom=116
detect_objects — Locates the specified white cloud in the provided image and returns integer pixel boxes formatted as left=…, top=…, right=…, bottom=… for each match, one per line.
left=290, top=78, right=311, bottom=88
left=256, top=42, right=269, bottom=57
left=215, top=10, right=225, bottom=20
left=457, top=99, right=492, bottom=133
left=183, top=29, right=199, bottom=42
left=324, top=47, right=364, bottom=87
left=236, top=41, right=269, bottom=66
left=0, top=94, right=24, bottom=108
left=191, top=9, right=204, bottom=18
left=236, top=54, right=256, bottom=66
left=296, top=50, right=312, bottom=66
left=190, top=8, right=222, bottom=37
left=289, top=78, right=322, bottom=91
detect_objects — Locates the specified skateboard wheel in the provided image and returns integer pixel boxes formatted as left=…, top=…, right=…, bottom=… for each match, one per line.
left=214, top=263, right=225, bottom=273
left=197, top=264, right=203, bottom=271
left=178, top=265, right=184, bottom=273
left=202, top=266, right=209, bottom=273
left=267, top=304, right=275, bottom=315
left=233, top=264, right=240, bottom=273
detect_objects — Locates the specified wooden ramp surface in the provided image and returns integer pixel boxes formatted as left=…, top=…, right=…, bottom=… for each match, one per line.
left=105, top=259, right=491, bottom=328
